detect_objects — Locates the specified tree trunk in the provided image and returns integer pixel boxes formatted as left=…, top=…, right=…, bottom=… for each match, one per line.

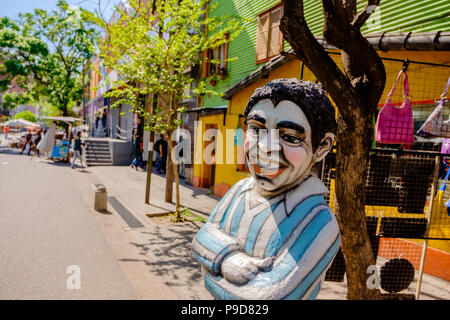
left=164, top=94, right=182, bottom=220
left=168, top=136, right=181, bottom=220
left=165, top=94, right=175, bottom=204
left=335, top=109, right=380, bottom=300
left=145, top=93, right=156, bottom=204
left=165, top=136, right=174, bottom=204
left=145, top=130, right=155, bottom=204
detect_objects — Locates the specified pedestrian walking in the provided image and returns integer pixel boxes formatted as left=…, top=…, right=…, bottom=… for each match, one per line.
left=130, top=134, right=137, bottom=168
left=95, top=111, right=101, bottom=129
left=154, top=134, right=168, bottom=174
left=130, top=135, right=143, bottom=170
left=4, top=125, right=10, bottom=140
left=19, top=130, right=33, bottom=155
left=102, top=108, right=108, bottom=137
left=33, top=129, right=42, bottom=156
left=153, top=143, right=161, bottom=167
left=71, top=131, right=85, bottom=169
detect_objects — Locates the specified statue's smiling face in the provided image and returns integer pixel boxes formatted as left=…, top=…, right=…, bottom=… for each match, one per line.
left=245, top=99, right=314, bottom=194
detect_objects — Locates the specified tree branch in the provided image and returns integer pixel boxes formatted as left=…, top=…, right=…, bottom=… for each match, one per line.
left=352, top=0, right=381, bottom=29
left=321, top=0, right=385, bottom=113
left=280, top=0, right=358, bottom=124
left=342, top=0, right=357, bottom=17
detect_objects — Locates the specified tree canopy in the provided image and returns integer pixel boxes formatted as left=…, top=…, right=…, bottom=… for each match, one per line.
left=100, top=0, right=242, bottom=133
left=0, top=0, right=100, bottom=116
left=1, top=91, right=31, bottom=110
left=12, top=110, right=37, bottom=122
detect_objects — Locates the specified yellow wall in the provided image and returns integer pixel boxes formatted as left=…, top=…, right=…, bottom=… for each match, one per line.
left=377, top=51, right=450, bottom=104
left=192, top=113, right=226, bottom=188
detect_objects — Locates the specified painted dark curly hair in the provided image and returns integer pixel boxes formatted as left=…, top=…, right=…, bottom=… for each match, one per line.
left=244, top=78, right=337, bottom=151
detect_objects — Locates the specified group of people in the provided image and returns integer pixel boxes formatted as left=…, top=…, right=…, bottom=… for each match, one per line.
left=12, top=123, right=85, bottom=170
left=130, top=133, right=168, bottom=174
left=19, top=128, right=43, bottom=156
left=9, top=117, right=169, bottom=174
left=95, top=108, right=108, bottom=137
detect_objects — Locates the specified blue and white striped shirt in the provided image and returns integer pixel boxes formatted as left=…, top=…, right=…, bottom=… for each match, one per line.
left=192, top=175, right=341, bottom=300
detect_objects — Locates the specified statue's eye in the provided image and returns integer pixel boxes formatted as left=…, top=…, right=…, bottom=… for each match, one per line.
left=282, top=134, right=301, bottom=145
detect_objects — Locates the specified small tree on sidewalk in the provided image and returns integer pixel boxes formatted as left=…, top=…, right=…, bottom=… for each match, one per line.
left=99, top=0, right=242, bottom=221
left=280, top=0, right=386, bottom=299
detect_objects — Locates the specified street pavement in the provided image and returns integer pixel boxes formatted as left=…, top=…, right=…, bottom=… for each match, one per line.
left=0, top=146, right=136, bottom=299
left=0, top=138, right=449, bottom=300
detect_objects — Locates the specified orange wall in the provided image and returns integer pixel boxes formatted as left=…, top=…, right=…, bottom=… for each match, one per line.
left=378, top=238, right=450, bottom=281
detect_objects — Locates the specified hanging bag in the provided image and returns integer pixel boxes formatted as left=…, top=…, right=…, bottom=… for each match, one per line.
left=442, top=138, right=450, bottom=154
left=417, top=76, right=450, bottom=138
left=375, top=70, right=414, bottom=144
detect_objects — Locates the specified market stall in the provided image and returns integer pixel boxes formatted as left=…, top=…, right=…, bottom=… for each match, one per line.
left=40, top=116, right=85, bottom=162
left=0, top=118, right=40, bottom=147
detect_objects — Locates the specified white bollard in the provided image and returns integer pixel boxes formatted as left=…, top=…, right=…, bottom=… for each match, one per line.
left=93, top=184, right=107, bottom=211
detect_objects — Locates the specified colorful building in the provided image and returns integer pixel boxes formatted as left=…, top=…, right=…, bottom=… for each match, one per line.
left=190, top=0, right=450, bottom=285
left=192, top=0, right=450, bottom=194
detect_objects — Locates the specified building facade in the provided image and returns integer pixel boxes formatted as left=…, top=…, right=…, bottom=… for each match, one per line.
left=190, top=0, right=450, bottom=286
left=192, top=0, right=450, bottom=195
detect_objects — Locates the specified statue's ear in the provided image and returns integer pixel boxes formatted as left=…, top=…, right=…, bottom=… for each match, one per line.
left=313, top=133, right=334, bottom=163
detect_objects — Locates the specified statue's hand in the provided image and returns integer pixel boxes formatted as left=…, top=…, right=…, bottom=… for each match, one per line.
left=221, top=252, right=274, bottom=285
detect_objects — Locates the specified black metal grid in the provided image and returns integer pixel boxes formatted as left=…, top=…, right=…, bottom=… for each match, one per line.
left=320, top=57, right=450, bottom=298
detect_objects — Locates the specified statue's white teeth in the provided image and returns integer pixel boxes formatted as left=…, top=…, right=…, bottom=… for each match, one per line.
left=257, top=158, right=281, bottom=170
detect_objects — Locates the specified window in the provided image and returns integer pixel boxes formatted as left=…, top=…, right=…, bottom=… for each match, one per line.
left=204, top=34, right=229, bottom=79
left=256, top=4, right=283, bottom=64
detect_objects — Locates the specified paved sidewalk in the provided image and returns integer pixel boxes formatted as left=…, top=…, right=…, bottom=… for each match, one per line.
left=85, top=164, right=449, bottom=300
left=82, top=165, right=216, bottom=299
left=90, top=165, right=219, bottom=219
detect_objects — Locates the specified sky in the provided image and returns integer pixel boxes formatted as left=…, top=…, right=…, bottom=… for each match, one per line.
left=0, top=0, right=120, bottom=19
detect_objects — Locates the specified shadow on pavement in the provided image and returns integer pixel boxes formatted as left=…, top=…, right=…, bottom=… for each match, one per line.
left=0, top=147, right=23, bottom=155
left=120, top=222, right=206, bottom=299
left=95, top=209, right=113, bottom=215
left=144, top=167, right=219, bottom=201
left=148, top=202, right=210, bottom=217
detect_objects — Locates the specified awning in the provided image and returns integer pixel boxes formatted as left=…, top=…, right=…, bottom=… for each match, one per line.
left=185, top=106, right=228, bottom=124
left=40, top=116, right=85, bottom=124
left=317, top=31, right=450, bottom=52
left=185, top=105, right=227, bottom=115
left=0, top=118, right=40, bottom=127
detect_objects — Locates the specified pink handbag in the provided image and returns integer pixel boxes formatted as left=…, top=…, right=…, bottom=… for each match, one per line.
left=417, top=76, right=450, bottom=138
left=375, top=70, right=414, bottom=144
left=441, top=138, right=450, bottom=154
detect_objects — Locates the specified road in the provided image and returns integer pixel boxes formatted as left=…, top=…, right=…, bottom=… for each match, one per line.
left=0, top=146, right=136, bottom=299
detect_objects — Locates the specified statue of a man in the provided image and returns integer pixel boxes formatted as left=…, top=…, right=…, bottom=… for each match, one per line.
left=192, top=79, right=341, bottom=300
